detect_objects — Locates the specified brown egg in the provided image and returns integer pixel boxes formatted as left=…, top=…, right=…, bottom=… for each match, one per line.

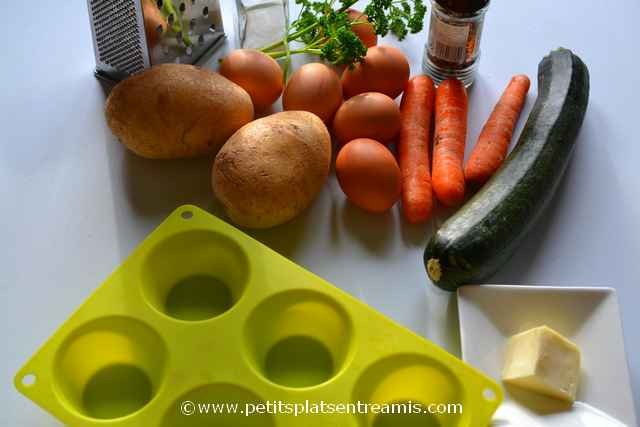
left=283, top=63, right=343, bottom=123
left=333, top=92, right=400, bottom=145
left=347, top=9, right=377, bottom=48
left=219, top=49, right=283, bottom=111
left=342, top=45, right=410, bottom=99
left=336, top=138, right=401, bottom=213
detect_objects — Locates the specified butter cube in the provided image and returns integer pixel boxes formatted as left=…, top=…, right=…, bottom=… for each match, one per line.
left=502, top=325, right=581, bottom=402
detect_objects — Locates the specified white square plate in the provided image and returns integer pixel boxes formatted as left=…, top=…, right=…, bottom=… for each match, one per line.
left=457, top=285, right=637, bottom=426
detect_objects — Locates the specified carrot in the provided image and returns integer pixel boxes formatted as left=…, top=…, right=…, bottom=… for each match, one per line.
left=465, top=74, right=531, bottom=187
left=432, top=79, right=468, bottom=207
left=398, top=76, right=436, bottom=223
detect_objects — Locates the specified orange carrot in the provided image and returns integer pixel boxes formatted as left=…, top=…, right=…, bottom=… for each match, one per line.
left=398, top=75, right=436, bottom=223
left=432, top=79, right=468, bottom=208
left=465, top=74, right=531, bottom=187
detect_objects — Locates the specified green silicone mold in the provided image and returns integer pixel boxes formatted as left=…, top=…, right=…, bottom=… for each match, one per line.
left=15, top=205, right=502, bottom=426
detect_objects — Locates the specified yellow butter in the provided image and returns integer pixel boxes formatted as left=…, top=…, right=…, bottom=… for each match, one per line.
left=502, top=325, right=581, bottom=402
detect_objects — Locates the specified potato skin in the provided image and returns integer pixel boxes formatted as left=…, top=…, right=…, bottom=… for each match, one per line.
left=213, top=111, right=331, bottom=229
left=105, top=64, right=254, bottom=159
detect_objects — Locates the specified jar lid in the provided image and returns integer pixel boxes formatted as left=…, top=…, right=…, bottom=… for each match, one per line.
left=435, top=0, right=490, bottom=15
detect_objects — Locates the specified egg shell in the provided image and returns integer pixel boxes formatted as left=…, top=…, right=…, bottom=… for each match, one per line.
left=342, top=45, right=410, bottom=99
left=336, top=138, right=401, bottom=213
left=219, top=49, right=283, bottom=111
left=347, top=9, right=377, bottom=48
left=283, top=63, right=343, bottom=123
left=333, top=92, right=401, bottom=145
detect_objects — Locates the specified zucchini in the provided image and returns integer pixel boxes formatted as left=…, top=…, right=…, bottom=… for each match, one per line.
left=424, top=48, right=590, bottom=291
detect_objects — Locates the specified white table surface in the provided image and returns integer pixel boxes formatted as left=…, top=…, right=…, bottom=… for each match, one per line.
left=2, top=1, right=639, bottom=425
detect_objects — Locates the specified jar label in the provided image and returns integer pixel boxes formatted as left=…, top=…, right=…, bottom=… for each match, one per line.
left=428, top=18, right=470, bottom=65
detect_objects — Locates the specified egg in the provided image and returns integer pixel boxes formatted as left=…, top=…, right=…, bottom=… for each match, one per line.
left=219, top=49, right=283, bottom=111
left=347, top=9, right=377, bottom=48
left=341, top=45, right=410, bottom=99
left=283, top=63, right=343, bottom=123
left=336, top=138, right=401, bottom=213
left=333, top=92, right=400, bottom=145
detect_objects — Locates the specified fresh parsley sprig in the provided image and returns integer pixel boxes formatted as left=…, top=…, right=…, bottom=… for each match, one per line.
left=260, top=0, right=426, bottom=68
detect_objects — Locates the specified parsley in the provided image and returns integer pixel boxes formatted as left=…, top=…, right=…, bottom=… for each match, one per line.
left=260, top=0, right=426, bottom=69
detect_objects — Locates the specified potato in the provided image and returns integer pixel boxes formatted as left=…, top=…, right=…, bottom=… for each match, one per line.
left=106, top=64, right=254, bottom=159
left=213, top=111, right=331, bottom=228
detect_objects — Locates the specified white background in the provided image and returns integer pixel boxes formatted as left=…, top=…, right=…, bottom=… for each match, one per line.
left=2, top=0, right=639, bottom=425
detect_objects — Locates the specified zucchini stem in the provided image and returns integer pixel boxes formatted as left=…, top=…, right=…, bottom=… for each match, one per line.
left=427, top=258, right=442, bottom=282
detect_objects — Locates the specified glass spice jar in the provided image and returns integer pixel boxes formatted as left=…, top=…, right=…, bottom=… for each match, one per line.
left=423, top=0, right=490, bottom=87
left=235, top=0, right=288, bottom=49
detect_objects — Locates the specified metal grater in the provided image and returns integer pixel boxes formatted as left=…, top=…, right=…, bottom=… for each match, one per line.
left=87, top=0, right=225, bottom=81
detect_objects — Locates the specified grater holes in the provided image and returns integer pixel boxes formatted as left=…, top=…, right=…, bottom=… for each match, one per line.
left=89, top=0, right=145, bottom=76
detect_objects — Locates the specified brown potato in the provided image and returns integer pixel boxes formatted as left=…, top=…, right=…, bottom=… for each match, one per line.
left=213, top=111, right=331, bottom=229
left=105, top=64, right=254, bottom=159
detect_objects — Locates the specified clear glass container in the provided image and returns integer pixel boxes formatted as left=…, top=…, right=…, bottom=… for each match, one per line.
left=423, top=0, right=490, bottom=87
left=235, top=0, right=288, bottom=49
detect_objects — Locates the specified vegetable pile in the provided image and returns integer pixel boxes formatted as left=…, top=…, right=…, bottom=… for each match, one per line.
left=104, top=2, right=589, bottom=290
left=260, top=0, right=426, bottom=70
left=425, top=48, right=589, bottom=291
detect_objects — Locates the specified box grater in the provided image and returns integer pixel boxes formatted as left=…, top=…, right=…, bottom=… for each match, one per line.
left=87, top=0, right=225, bottom=81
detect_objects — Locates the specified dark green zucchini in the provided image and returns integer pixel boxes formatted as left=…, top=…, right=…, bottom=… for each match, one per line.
left=425, top=48, right=590, bottom=291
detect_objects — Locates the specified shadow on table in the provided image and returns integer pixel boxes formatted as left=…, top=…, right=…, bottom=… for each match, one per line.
left=120, top=151, right=215, bottom=217
left=338, top=198, right=395, bottom=255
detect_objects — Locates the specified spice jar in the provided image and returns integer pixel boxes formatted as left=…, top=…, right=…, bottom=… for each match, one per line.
left=423, top=0, right=490, bottom=86
left=236, top=0, right=288, bottom=49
